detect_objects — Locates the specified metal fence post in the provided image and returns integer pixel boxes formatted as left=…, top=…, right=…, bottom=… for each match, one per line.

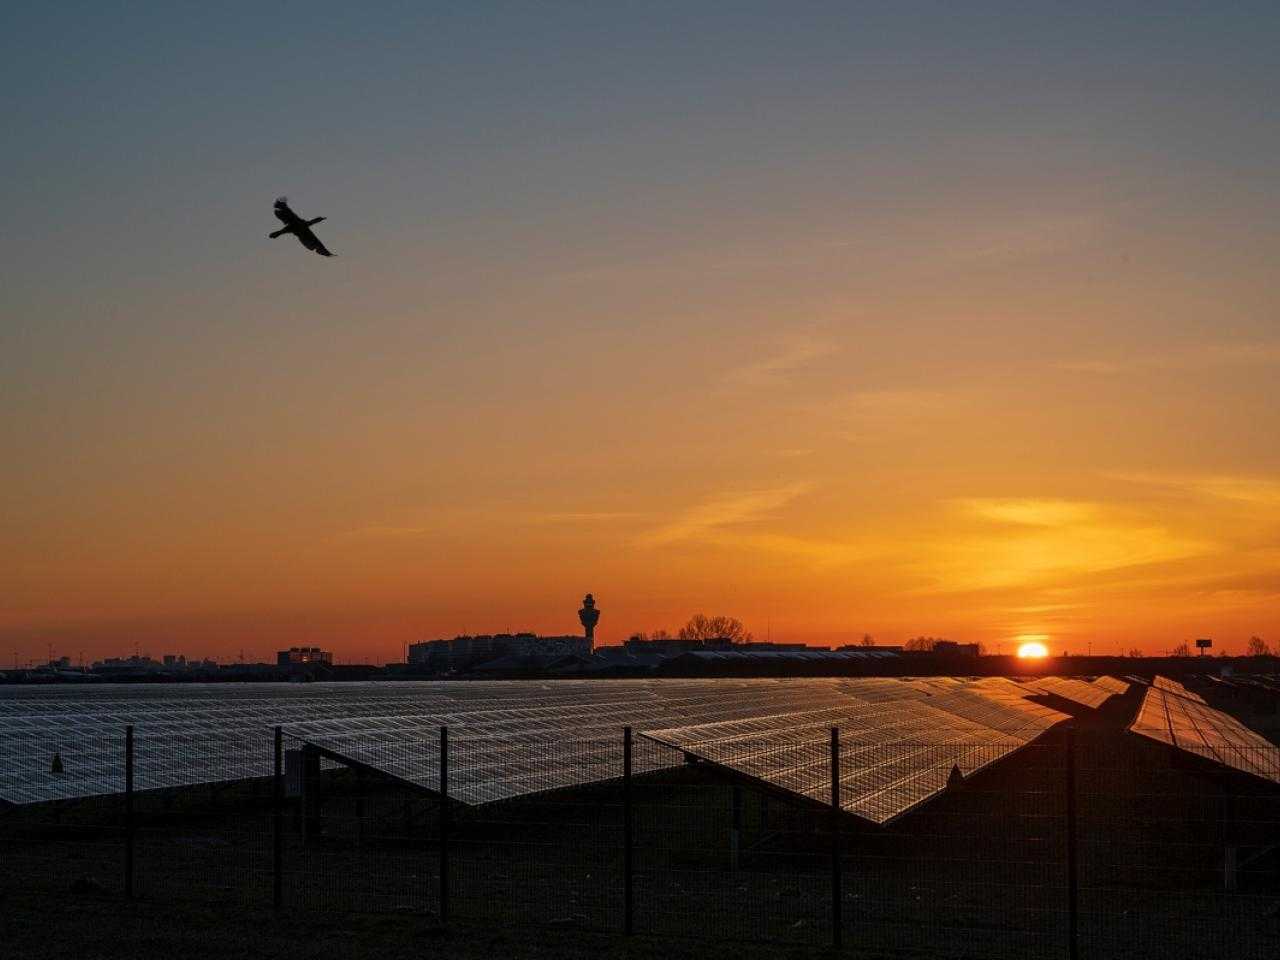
left=273, top=726, right=283, bottom=909
left=623, top=726, right=634, bottom=936
left=124, top=724, right=134, bottom=899
left=831, top=726, right=842, bottom=949
left=301, top=744, right=321, bottom=842
left=1066, top=727, right=1079, bottom=960
left=439, top=725, right=449, bottom=924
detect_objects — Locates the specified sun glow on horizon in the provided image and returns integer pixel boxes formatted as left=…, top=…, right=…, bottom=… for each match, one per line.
left=1016, top=639, right=1050, bottom=659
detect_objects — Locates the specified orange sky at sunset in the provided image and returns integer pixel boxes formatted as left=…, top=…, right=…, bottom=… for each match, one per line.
left=4, top=6, right=1279, bottom=665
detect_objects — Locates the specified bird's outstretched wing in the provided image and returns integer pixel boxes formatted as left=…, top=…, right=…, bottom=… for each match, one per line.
left=273, top=196, right=303, bottom=227
left=296, top=227, right=334, bottom=257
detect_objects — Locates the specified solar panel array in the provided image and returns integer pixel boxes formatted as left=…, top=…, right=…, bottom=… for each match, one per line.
left=642, top=677, right=1070, bottom=824
left=1019, top=675, right=1127, bottom=709
left=2, top=676, right=1115, bottom=816
left=0, top=687, right=462, bottom=805
left=282, top=680, right=879, bottom=804
left=1129, top=676, right=1279, bottom=785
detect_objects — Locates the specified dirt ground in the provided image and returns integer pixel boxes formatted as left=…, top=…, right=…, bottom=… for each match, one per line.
left=2, top=890, right=927, bottom=960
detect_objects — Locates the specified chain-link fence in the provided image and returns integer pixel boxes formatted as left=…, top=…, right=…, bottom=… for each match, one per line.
left=1, top=725, right=1277, bottom=958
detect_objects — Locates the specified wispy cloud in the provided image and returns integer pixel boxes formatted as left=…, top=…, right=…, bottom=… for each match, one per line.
left=1059, top=341, right=1280, bottom=376
left=1106, top=472, right=1280, bottom=506
left=634, top=483, right=872, bottom=567
left=721, top=335, right=837, bottom=390
left=957, top=498, right=1101, bottom=527
left=816, top=388, right=961, bottom=441
left=636, top=483, right=812, bottom=547
left=524, top=511, right=641, bottom=524
left=338, top=524, right=437, bottom=540
left=909, top=497, right=1214, bottom=593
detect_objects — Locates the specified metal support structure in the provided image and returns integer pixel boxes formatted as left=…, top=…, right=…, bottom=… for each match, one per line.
left=623, top=726, right=634, bottom=936
left=1066, top=727, right=1079, bottom=960
left=439, top=725, right=449, bottom=924
left=301, top=744, right=321, bottom=842
left=730, top=784, right=743, bottom=870
left=354, top=769, right=365, bottom=848
left=273, top=726, right=283, bottom=909
left=1223, top=783, right=1238, bottom=892
left=830, top=726, right=842, bottom=949
left=124, top=725, right=134, bottom=899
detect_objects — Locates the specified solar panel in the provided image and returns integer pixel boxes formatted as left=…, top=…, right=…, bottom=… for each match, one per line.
left=1, top=675, right=1109, bottom=811
left=281, top=680, right=865, bottom=804
left=642, top=678, right=1070, bottom=824
left=1129, top=679, right=1279, bottom=785
left=1091, top=675, right=1130, bottom=696
left=0, top=680, right=853, bottom=806
left=1019, top=676, right=1118, bottom=709
left=1152, top=675, right=1207, bottom=703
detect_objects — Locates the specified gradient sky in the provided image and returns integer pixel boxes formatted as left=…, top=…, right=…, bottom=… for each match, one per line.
left=4, top=2, right=1280, bottom=664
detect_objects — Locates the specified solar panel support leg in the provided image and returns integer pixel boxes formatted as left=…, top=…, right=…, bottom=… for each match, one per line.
left=124, top=724, right=134, bottom=900
left=273, top=726, right=283, bottom=910
left=302, top=744, right=321, bottom=844
left=1223, top=786, right=1238, bottom=892
left=439, top=725, right=449, bottom=925
left=623, top=726, right=634, bottom=936
left=830, top=726, right=842, bottom=949
left=354, top=770, right=365, bottom=848
left=730, top=785, right=742, bottom=870
left=1066, top=728, right=1079, bottom=960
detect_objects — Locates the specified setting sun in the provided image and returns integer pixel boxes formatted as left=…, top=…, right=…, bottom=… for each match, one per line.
left=1016, top=640, right=1050, bottom=659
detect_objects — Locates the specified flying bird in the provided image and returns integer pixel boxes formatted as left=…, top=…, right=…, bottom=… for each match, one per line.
left=268, top=197, right=334, bottom=257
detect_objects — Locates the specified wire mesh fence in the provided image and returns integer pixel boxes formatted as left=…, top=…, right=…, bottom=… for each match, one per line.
left=1, top=724, right=1278, bottom=959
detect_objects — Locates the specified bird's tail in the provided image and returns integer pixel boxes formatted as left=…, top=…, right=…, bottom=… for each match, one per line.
left=268, top=228, right=289, bottom=239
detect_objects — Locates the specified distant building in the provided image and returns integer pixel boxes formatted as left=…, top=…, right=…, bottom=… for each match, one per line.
left=410, top=632, right=589, bottom=672
left=277, top=647, right=333, bottom=667
left=836, top=643, right=904, bottom=654
left=92, top=654, right=164, bottom=674
left=408, top=638, right=451, bottom=669
left=408, top=594, right=596, bottom=673
left=928, top=640, right=981, bottom=657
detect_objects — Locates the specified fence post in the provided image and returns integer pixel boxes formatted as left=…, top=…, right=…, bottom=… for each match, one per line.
left=831, top=726, right=842, bottom=949
left=439, top=725, right=449, bottom=924
left=124, top=724, right=134, bottom=900
left=301, top=744, right=321, bottom=842
left=623, top=726, right=634, bottom=936
left=1066, top=727, right=1079, bottom=960
left=273, top=726, right=283, bottom=909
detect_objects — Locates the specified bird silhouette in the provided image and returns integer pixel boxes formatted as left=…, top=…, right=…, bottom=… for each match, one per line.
left=268, top=197, right=334, bottom=257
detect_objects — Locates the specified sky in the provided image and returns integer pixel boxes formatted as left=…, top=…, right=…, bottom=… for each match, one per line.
left=3, top=2, right=1279, bottom=664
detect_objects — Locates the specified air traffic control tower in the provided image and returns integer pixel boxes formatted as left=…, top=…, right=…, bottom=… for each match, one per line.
left=578, top=593, right=600, bottom=652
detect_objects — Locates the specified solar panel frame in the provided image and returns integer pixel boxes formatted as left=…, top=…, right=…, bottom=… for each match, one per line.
left=1129, top=679, right=1279, bottom=785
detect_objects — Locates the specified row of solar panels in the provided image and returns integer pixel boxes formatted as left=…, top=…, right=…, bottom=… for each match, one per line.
left=1, top=676, right=1128, bottom=822
left=1128, top=676, right=1279, bottom=785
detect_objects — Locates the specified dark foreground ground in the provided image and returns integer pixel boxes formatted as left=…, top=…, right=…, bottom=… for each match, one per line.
left=1, top=890, right=928, bottom=960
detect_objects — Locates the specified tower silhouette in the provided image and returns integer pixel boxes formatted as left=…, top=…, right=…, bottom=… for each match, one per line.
left=578, top=593, right=600, bottom=652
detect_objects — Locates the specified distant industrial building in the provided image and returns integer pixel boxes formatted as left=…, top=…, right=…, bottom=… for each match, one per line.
left=408, top=594, right=598, bottom=673
left=928, top=641, right=981, bottom=657
left=409, top=632, right=590, bottom=672
left=277, top=647, right=333, bottom=667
